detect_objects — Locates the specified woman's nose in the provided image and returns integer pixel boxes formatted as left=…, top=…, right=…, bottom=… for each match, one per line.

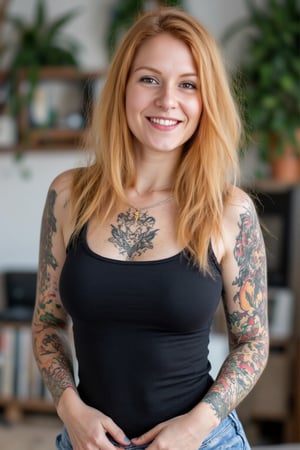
left=155, top=86, right=177, bottom=111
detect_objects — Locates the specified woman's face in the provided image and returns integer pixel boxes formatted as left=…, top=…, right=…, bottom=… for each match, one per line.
left=125, top=33, right=202, bottom=157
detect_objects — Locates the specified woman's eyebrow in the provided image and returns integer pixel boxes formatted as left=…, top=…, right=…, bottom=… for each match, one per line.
left=134, top=66, right=198, bottom=78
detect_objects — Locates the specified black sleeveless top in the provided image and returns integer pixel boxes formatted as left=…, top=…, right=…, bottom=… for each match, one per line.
left=59, top=224, right=223, bottom=438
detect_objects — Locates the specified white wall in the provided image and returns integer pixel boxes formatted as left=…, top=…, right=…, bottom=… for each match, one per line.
left=0, top=0, right=248, bottom=270
left=0, top=151, right=82, bottom=271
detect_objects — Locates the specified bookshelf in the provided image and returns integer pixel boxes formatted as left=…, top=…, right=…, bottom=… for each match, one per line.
left=0, top=320, right=55, bottom=423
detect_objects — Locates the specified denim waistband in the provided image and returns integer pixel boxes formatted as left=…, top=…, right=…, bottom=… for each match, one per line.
left=56, top=410, right=250, bottom=450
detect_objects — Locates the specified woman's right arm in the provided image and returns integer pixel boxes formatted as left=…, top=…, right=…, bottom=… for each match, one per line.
left=32, top=173, right=130, bottom=450
left=32, top=175, right=77, bottom=407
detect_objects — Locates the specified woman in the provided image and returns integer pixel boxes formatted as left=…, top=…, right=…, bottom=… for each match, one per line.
left=32, top=7, right=269, bottom=450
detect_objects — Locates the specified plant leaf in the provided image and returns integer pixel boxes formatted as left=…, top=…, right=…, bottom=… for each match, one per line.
left=46, top=8, right=82, bottom=43
left=34, top=0, right=46, bottom=28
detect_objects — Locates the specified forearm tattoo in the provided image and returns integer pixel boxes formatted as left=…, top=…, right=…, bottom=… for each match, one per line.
left=203, top=204, right=268, bottom=420
left=33, top=189, right=76, bottom=406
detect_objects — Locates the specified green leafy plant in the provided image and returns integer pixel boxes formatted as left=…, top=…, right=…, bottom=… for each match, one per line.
left=6, top=0, right=82, bottom=113
left=107, top=0, right=185, bottom=57
left=0, top=0, right=9, bottom=59
left=223, top=0, right=300, bottom=161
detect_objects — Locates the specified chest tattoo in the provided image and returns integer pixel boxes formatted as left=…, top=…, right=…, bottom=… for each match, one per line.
left=108, top=208, right=159, bottom=260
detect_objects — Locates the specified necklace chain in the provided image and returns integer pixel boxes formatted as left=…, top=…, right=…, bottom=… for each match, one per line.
left=129, top=195, right=173, bottom=223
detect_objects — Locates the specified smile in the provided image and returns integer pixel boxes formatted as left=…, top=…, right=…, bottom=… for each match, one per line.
left=148, top=117, right=180, bottom=126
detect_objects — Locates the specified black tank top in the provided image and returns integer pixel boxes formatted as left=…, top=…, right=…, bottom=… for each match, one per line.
left=59, top=224, right=223, bottom=438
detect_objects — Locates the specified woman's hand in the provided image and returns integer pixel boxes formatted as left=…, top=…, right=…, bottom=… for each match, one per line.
left=131, top=403, right=219, bottom=450
left=57, top=388, right=131, bottom=450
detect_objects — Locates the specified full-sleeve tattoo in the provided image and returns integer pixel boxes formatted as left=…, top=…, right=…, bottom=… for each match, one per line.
left=32, top=189, right=77, bottom=406
left=203, top=203, right=269, bottom=420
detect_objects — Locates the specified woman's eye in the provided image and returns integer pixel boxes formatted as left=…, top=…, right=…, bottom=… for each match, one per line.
left=180, top=81, right=197, bottom=89
left=140, top=76, right=158, bottom=85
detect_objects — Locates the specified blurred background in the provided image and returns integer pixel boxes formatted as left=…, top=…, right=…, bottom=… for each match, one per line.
left=0, top=0, right=299, bottom=448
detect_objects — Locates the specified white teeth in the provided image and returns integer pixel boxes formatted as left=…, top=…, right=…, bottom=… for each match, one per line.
left=149, top=117, right=178, bottom=126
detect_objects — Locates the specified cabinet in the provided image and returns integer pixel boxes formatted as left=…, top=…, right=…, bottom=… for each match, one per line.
left=0, top=320, right=55, bottom=422
left=0, top=67, right=104, bottom=152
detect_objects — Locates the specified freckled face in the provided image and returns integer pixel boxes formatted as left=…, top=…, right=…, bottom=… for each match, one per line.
left=125, top=33, right=202, bottom=156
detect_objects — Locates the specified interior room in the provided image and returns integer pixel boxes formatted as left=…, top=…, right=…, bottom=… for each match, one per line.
left=0, top=0, right=299, bottom=448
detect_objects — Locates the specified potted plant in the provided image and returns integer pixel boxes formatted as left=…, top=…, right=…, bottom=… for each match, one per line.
left=107, top=0, right=185, bottom=57
left=5, top=0, right=82, bottom=116
left=223, top=0, right=300, bottom=183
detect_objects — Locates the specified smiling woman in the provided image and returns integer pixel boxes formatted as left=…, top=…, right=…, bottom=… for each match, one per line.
left=32, top=6, right=268, bottom=450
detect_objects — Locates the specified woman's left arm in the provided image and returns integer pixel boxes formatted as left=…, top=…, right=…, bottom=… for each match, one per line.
left=202, top=191, right=269, bottom=420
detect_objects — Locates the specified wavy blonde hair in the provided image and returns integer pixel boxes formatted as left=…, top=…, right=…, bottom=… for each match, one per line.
left=71, top=7, right=241, bottom=271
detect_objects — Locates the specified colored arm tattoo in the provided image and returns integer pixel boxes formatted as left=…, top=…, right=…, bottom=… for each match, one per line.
left=203, top=204, right=269, bottom=420
left=32, top=189, right=77, bottom=406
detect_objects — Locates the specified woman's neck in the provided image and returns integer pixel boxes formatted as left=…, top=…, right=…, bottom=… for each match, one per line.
left=133, top=149, right=180, bottom=195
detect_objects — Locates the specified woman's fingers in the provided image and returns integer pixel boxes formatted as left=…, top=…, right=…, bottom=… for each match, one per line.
left=102, top=415, right=131, bottom=446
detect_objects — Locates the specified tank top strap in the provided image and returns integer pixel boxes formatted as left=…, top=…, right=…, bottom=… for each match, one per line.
left=65, top=223, right=88, bottom=253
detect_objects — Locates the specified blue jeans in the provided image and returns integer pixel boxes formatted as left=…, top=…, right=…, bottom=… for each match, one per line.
left=56, top=410, right=251, bottom=449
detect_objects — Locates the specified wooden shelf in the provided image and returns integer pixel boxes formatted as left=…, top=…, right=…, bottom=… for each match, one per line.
left=251, top=178, right=300, bottom=192
left=16, top=66, right=101, bottom=81
left=0, top=397, right=55, bottom=423
left=0, top=145, right=23, bottom=154
left=0, top=67, right=104, bottom=152
left=23, top=128, right=87, bottom=149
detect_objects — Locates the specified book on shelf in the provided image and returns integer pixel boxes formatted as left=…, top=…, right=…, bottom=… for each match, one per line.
left=0, top=326, right=15, bottom=397
left=0, top=323, right=53, bottom=404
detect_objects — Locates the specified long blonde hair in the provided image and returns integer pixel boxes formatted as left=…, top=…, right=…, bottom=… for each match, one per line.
left=71, top=7, right=241, bottom=271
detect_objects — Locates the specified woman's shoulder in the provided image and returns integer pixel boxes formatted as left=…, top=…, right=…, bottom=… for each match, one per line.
left=212, top=186, right=256, bottom=263
left=219, top=185, right=265, bottom=272
left=48, top=167, right=84, bottom=204
left=47, top=168, right=86, bottom=242
left=224, top=185, right=256, bottom=220
left=46, top=169, right=72, bottom=213
left=49, top=168, right=77, bottom=192
left=221, top=185, right=259, bottom=248
left=47, top=168, right=81, bottom=218
left=212, top=185, right=259, bottom=263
